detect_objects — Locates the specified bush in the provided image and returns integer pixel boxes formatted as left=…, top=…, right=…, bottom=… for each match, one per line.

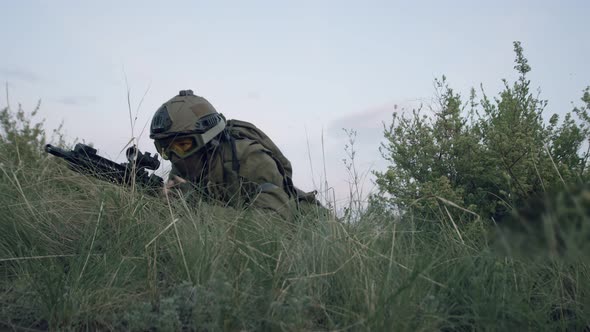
left=374, top=41, right=590, bottom=221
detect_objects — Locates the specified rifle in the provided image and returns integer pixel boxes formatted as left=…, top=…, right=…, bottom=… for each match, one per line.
left=45, top=143, right=164, bottom=194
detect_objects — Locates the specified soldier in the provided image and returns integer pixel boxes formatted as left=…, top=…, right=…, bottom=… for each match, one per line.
left=150, top=90, right=322, bottom=221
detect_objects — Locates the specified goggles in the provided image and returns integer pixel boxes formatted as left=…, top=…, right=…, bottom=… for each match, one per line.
left=155, top=136, right=199, bottom=160
left=154, top=117, right=226, bottom=160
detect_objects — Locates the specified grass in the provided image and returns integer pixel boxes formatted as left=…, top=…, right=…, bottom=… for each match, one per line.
left=1, top=108, right=589, bottom=331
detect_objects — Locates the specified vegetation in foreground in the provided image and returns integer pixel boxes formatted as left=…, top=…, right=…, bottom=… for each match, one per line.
left=1, top=43, right=589, bottom=331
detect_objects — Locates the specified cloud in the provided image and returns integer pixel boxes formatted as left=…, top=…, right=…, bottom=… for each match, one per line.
left=55, top=96, right=98, bottom=106
left=0, top=68, right=40, bottom=83
left=328, top=99, right=423, bottom=144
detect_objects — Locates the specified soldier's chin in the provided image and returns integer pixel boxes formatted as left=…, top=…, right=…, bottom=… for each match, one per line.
left=170, top=152, right=207, bottom=180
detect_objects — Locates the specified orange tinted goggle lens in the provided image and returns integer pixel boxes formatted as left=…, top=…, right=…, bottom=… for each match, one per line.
left=169, top=137, right=195, bottom=155
left=158, top=137, right=197, bottom=159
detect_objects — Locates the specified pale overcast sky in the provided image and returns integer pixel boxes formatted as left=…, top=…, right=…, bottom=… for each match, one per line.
left=1, top=0, right=588, bottom=207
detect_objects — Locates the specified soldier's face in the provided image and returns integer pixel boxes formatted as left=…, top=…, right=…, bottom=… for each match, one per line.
left=170, top=151, right=208, bottom=181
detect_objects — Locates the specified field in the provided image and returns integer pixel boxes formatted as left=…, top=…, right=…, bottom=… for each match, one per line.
left=1, top=108, right=588, bottom=331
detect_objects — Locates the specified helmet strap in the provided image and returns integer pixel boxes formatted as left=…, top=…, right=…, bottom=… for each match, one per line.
left=208, top=138, right=220, bottom=150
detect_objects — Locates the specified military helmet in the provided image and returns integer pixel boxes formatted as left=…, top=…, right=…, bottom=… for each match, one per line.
left=150, top=90, right=226, bottom=160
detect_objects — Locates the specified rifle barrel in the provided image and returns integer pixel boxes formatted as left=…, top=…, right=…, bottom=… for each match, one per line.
left=45, top=144, right=70, bottom=159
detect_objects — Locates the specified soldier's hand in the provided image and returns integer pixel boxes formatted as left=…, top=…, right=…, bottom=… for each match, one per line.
left=163, top=175, right=188, bottom=197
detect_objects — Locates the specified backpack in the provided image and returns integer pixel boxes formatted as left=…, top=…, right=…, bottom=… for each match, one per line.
left=226, top=119, right=321, bottom=206
left=226, top=119, right=293, bottom=179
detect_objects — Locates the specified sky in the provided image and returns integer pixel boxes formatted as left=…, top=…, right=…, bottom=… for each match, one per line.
left=1, top=0, right=589, bottom=208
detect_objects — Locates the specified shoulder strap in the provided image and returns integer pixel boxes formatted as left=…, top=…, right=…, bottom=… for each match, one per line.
left=230, top=134, right=240, bottom=174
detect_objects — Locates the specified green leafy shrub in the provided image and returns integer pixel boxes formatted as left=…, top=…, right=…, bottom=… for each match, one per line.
left=374, top=41, right=590, bottom=221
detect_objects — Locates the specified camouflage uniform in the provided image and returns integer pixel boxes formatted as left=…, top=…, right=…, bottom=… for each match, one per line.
left=150, top=90, right=320, bottom=221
